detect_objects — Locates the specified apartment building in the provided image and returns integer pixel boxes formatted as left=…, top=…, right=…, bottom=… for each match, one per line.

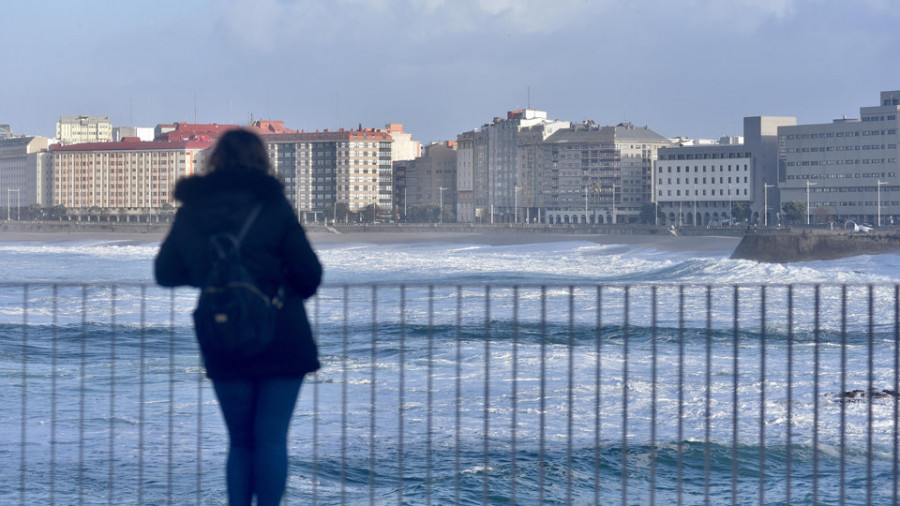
left=540, top=122, right=671, bottom=225
left=0, top=136, right=51, bottom=210
left=56, top=115, right=112, bottom=145
left=778, top=90, right=900, bottom=226
left=456, top=110, right=569, bottom=223
left=394, top=141, right=457, bottom=216
left=263, top=128, right=394, bottom=221
left=51, top=139, right=212, bottom=218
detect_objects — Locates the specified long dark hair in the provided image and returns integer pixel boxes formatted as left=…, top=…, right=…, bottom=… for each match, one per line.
left=206, top=128, right=272, bottom=174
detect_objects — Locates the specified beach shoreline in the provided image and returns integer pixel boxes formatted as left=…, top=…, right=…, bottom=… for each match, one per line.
left=0, top=228, right=741, bottom=253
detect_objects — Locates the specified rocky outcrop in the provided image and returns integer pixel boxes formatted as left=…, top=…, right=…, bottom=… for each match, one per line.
left=731, top=229, right=900, bottom=263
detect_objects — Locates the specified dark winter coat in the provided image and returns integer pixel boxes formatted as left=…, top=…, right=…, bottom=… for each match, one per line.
left=154, top=168, right=322, bottom=380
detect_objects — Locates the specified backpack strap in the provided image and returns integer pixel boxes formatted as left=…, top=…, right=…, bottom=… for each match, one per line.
left=234, top=203, right=264, bottom=248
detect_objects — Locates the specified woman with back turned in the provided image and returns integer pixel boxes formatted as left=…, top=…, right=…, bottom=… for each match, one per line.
left=155, top=128, right=322, bottom=505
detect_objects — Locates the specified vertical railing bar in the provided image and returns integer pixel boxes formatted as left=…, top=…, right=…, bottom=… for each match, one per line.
left=312, top=294, right=321, bottom=506
left=195, top=289, right=204, bottom=504
left=866, top=284, right=874, bottom=506
left=894, top=284, right=899, bottom=506
left=539, top=285, right=547, bottom=505
left=566, top=285, right=575, bottom=506
left=704, top=285, right=712, bottom=506
left=167, top=289, right=176, bottom=505
left=79, top=285, right=87, bottom=506
left=399, top=284, right=407, bottom=505
left=786, top=285, right=794, bottom=504
left=426, top=285, right=435, bottom=506
left=369, top=285, right=378, bottom=506
left=341, top=284, right=349, bottom=505
left=19, top=284, right=28, bottom=506
left=731, top=285, right=738, bottom=506
left=51, top=284, right=58, bottom=505
left=108, top=285, right=117, bottom=505
left=455, top=285, right=463, bottom=506
left=482, top=285, right=491, bottom=505
left=138, top=286, right=147, bottom=506
left=369, top=285, right=378, bottom=505
left=650, top=286, right=658, bottom=506
left=813, top=284, right=820, bottom=505
left=594, top=285, right=602, bottom=506
left=677, top=285, right=685, bottom=506
left=759, top=285, right=767, bottom=506
left=510, top=285, right=519, bottom=506
left=840, top=284, right=847, bottom=506
left=621, top=285, right=630, bottom=506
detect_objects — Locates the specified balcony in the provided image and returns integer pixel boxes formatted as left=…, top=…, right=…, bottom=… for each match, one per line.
left=3, top=282, right=899, bottom=504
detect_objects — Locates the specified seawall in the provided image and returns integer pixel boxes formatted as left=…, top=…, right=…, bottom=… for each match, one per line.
left=730, top=228, right=900, bottom=263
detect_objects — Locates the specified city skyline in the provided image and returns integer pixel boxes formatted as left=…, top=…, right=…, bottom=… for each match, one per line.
left=2, top=1, right=898, bottom=145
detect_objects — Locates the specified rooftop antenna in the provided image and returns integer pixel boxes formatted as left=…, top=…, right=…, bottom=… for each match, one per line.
left=527, top=86, right=531, bottom=109
left=335, top=92, right=340, bottom=130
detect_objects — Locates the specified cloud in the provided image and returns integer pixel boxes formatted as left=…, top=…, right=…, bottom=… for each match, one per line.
left=214, top=0, right=332, bottom=52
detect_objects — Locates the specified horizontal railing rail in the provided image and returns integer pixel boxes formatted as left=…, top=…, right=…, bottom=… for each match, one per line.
left=1, top=282, right=898, bottom=504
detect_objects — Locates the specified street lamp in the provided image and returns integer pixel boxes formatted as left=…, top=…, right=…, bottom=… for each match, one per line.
left=764, top=182, right=775, bottom=226
left=878, top=180, right=888, bottom=227
left=7, top=188, right=19, bottom=221
left=438, top=186, right=447, bottom=224
left=805, top=181, right=817, bottom=225
left=514, top=184, right=521, bottom=224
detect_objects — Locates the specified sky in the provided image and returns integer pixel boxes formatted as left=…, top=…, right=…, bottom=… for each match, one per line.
left=2, top=0, right=899, bottom=144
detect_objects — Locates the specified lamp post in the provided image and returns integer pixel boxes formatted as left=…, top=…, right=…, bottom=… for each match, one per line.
left=878, top=180, right=888, bottom=227
left=764, top=182, right=774, bottom=226
left=514, top=184, right=521, bottom=224
left=7, top=188, right=19, bottom=221
left=610, top=184, right=617, bottom=225
left=438, top=186, right=447, bottom=224
left=806, top=181, right=817, bottom=225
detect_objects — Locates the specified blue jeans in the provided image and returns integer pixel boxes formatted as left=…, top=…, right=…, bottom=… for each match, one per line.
left=213, top=377, right=304, bottom=506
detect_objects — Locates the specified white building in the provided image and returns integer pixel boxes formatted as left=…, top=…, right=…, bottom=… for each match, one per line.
left=56, top=115, right=112, bottom=145
left=656, top=143, right=752, bottom=226
left=0, top=136, right=52, bottom=211
left=657, top=116, right=796, bottom=227
left=778, top=90, right=900, bottom=226
left=113, top=126, right=155, bottom=142
left=385, top=123, right=420, bottom=162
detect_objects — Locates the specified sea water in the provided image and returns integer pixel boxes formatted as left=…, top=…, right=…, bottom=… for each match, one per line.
left=1, top=236, right=899, bottom=504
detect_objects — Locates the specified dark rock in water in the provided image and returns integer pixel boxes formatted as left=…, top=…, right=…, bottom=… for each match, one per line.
left=838, top=388, right=900, bottom=402
left=731, top=229, right=900, bottom=263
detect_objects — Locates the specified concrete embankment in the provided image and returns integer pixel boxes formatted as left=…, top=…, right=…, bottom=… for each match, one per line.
left=731, top=228, right=900, bottom=263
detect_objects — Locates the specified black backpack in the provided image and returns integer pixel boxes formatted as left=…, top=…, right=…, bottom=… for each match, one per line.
left=193, top=203, right=283, bottom=358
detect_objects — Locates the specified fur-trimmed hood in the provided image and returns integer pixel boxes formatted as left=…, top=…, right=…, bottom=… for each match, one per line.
left=173, top=169, right=285, bottom=204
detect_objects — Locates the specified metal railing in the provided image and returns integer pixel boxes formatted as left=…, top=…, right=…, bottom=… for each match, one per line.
left=2, top=282, right=899, bottom=505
